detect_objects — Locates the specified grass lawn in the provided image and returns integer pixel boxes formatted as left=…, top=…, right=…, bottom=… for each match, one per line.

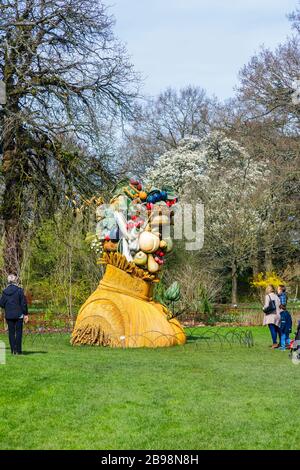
left=0, top=327, right=299, bottom=450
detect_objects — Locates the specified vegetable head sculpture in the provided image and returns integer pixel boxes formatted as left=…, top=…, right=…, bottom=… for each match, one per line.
left=71, top=180, right=186, bottom=348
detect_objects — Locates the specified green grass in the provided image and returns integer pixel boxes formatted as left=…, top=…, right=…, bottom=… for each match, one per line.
left=0, top=327, right=299, bottom=450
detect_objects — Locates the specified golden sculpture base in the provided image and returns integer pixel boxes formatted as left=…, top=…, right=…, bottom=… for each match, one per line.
left=71, top=259, right=186, bottom=348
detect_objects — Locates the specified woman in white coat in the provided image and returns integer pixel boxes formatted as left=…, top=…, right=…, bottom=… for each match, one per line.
left=263, top=285, right=281, bottom=349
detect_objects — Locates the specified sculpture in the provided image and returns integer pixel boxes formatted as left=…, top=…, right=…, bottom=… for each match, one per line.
left=71, top=180, right=186, bottom=348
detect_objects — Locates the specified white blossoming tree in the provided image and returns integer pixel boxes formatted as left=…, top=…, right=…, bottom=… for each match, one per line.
left=148, top=132, right=267, bottom=304
left=147, top=131, right=257, bottom=194
left=205, top=155, right=266, bottom=304
left=147, top=136, right=208, bottom=194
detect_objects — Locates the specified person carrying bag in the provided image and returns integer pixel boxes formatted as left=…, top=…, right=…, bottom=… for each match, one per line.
left=263, top=285, right=281, bottom=349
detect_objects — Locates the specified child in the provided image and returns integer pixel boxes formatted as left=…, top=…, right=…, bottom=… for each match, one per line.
left=277, top=285, right=288, bottom=306
left=278, top=304, right=292, bottom=351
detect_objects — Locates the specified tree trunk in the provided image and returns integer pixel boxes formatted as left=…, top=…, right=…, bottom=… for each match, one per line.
left=2, top=147, right=24, bottom=277
left=251, top=252, right=260, bottom=276
left=264, top=244, right=273, bottom=272
left=264, top=221, right=274, bottom=272
left=1, top=51, right=24, bottom=277
left=231, top=261, right=238, bottom=305
left=3, top=215, right=23, bottom=277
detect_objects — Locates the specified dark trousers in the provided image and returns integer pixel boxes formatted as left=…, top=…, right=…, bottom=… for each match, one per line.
left=6, top=319, right=23, bottom=354
left=268, top=323, right=281, bottom=344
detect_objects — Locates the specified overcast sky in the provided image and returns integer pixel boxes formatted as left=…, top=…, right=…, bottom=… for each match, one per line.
left=111, top=0, right=298, bottom=101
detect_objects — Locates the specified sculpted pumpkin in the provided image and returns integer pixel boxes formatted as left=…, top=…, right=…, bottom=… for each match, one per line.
left=138, top=231, right=160, bottom=253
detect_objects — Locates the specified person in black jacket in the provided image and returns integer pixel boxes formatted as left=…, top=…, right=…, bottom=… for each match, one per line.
left=0, top=274, right=29, bottom=355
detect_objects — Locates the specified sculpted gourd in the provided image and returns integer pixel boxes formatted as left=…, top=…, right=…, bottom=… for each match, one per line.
left=139, top=231, right=160, bottom=253
left=164, top=237, right=173, bottom=253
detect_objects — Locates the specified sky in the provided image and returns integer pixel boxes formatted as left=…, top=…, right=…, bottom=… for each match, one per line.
left=111, top=0, right=298, bottom=101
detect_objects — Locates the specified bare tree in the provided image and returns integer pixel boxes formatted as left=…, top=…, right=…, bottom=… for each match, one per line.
left=289, top=5, right=300, bottom=35
left=0, top=0, right=139, bottom=275
left=218, top=5, right=300, bottom=277
left=237, top=38, right=300, bottom=128
left=120, top=86, right=218, bottom=176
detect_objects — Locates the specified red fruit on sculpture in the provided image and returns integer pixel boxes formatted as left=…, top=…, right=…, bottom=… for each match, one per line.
left=130, top=178, right=138, bottom=185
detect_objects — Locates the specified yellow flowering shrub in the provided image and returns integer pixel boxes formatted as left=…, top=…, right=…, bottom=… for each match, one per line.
left=251, top=272, right=286, bottom=302
left=251, top=272, right=285, bottom=290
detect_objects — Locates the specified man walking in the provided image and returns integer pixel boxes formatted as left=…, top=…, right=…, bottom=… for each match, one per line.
left=0, top=275, right=28, bottom=355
